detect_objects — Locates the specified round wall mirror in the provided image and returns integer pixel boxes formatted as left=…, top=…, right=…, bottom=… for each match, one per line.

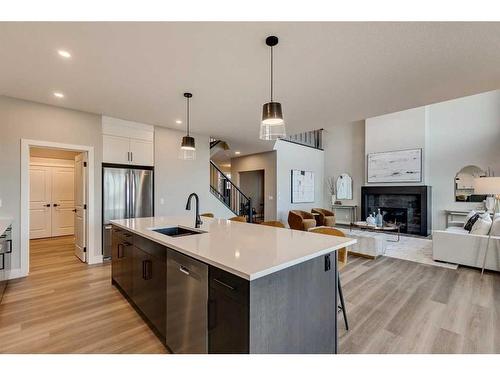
left=336, top=173, right=353, bottom=200
left=455, top=165, right=487, bottom=202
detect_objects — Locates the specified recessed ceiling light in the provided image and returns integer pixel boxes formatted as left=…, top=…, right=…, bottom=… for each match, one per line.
left=175, top=120, right=182, bottom=124
left=53, top=92, right=64, bottom=98
left=235, top=151, right=241, bottom=155
left=57, top=50, right=71, bottom=58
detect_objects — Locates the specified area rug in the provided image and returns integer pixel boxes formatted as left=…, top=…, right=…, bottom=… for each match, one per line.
left=382, top=234, right=458, bottom=270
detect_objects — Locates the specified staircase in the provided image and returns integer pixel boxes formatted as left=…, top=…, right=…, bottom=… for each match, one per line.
left=210, top=160, right=253, bottom=222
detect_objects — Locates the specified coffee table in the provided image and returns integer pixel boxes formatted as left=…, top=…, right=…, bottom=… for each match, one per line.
left=350, top=221, right=401, bottom=242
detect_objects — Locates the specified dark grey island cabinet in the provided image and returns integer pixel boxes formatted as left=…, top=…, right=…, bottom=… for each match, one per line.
left=111, top=225, right=338, bottom=354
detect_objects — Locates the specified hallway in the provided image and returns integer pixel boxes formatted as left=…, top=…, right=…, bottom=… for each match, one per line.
left=0, top=236, right=167, bottom=353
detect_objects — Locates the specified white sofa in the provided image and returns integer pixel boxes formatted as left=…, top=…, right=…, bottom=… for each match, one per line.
left=432, top=227, right=500, bottom=271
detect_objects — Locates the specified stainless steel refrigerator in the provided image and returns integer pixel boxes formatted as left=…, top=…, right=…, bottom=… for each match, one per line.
left=102, top=165, right=153, bottom=259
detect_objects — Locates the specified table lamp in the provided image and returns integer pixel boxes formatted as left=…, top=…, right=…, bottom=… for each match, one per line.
left=474, top=176, right=500, bottom=276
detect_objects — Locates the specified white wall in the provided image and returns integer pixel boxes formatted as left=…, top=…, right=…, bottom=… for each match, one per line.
left=322, top=121, right=365, bottom=220
left=274, top=140, right=324, bottom=224
left=365, top=106, right=429, bottom=185
left=364, top=89, right=500, bottom=230
left=0, top=96, right=102, bottom=274
left=230, top=151, right=277, bottom=221
left=154, top=127, right=233, bottom=220
left=429, top=90, right=500, bottom=229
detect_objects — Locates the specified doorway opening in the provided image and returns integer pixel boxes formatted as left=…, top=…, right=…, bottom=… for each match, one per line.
left=29, top=147, right=88, bottom=263
left=238, top=170, right=265, bottom=223
left=20, top=139, right=96, bottom=278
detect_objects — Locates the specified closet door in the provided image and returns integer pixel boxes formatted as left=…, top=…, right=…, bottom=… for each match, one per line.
left=30, top=166, right=52, bottom=239
left=51, top=166, right=75, bottom=237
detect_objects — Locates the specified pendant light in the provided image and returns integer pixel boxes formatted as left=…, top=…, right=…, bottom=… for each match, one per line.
left=180, top=92, right=196, bottom=160
left=260, top=35, right=286, bottom=140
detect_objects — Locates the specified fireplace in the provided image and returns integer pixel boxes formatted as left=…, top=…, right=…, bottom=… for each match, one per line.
left=361, top=186, right=431, bottom=236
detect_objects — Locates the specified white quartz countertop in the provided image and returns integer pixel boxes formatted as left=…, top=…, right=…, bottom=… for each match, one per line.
left=110, top=216, right=356, bottom=281
left=0, top=217, right=13, bottom=236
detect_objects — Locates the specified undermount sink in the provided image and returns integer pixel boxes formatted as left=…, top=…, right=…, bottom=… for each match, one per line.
left=151, top=226, right=205, bottom=238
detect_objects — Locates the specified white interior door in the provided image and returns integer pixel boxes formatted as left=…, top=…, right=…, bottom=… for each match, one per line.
left=74, top=153, right=87, bottom=262
left=29, top=166, right=52, bottom=239
left=51, top=166, right=75, bottom=237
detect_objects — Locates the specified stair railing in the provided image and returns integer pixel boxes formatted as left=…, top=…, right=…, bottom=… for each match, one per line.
left=210, top=161, right=253, bottom=222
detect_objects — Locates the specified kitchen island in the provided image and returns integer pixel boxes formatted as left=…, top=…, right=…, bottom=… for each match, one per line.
left=110, top=216, right=356, bottom=354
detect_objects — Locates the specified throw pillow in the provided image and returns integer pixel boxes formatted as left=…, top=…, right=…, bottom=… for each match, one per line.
left=464, top=213, right=480, bottom=231
left=463, top=210, right=476, bottom=229
left=471, top=213, right=492, bottom=235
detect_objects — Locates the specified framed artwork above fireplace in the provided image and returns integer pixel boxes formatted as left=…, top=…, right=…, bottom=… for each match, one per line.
left=367, top=148, right=422, bottom=183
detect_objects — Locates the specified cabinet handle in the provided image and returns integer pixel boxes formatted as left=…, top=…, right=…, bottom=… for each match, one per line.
left=130, top=152, right=133, bottom=162
left=117, top=244, right=124, bottom=258
left=213, top=278, right=235, bottom=291
left=179, top=265, right=190, bottom=275
left=143, top=260, right=152, bottom=280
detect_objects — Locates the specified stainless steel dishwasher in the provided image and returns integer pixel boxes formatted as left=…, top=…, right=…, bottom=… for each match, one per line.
left=166, top=248, right=208, bottom=354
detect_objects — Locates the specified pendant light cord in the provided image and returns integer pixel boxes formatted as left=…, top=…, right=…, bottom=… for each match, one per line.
left=186, top=96, right=190, bottom=136
left=270, top=46, right=274, bottom=102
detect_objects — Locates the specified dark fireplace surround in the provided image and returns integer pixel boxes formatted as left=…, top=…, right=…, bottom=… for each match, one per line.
left=361, top=186, right=431, bottom=236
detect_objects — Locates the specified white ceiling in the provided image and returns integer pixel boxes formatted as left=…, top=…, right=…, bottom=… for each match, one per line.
left=1, top=22, right=500, bottom=156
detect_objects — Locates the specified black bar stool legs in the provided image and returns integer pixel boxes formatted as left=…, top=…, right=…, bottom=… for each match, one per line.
left=338, top=274, right=349, bottom=330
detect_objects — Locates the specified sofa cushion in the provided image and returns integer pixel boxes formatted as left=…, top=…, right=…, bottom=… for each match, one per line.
left=445, top=227, right=469, bottom=235
left=470, top=213, right=492, bottom=235
left=490, top=216, right=500, bottom=236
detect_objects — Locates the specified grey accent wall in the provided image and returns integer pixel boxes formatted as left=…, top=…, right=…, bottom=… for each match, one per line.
left=322, top=121, right=365, bottom=220
left=0, top=95, right=102, bottom=271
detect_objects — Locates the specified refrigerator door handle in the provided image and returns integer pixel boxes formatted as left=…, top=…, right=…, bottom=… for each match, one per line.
left=124, top=169, right=130, bottom=219
left=131, top=170, right=136, bottom=218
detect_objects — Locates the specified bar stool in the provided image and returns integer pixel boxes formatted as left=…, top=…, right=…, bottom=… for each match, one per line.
left=309, top=227, right=349, bottom=330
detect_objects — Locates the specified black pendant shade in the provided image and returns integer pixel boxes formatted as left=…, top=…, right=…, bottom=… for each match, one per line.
left=181, top=135, right=195, bottom=150
left=262, top=101, right=284, bottom=125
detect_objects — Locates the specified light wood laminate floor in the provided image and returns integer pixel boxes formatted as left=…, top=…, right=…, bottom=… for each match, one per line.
left=0, top=236, right=167, bottom=353
left=338, top=255, right=500, bottom=353
left=1, top=237, right=499, bottom=353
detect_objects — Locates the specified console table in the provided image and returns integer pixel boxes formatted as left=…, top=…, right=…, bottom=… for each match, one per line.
left=444, top=209, right=489, bottom=227
left=332, top=204, right=357, bottom=225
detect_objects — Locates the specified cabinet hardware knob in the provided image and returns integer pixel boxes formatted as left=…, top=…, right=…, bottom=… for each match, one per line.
left=179, top=265, right=190, bottom=275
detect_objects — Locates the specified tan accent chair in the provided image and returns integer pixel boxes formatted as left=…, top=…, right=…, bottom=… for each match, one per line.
left=309, top=227, right=349, bottom=330
left=200, top=213, right=214, bottom=218
left=229, top=216, right=247, bottom=223
left=288, top=210, right=317, bottom=231
left=260, top=220, right=285, bottom=228
left=311, top=208, right=336, bottom=227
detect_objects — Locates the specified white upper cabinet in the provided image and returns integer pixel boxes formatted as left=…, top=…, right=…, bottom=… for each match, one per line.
left=102, top=116, right=154, bottom=166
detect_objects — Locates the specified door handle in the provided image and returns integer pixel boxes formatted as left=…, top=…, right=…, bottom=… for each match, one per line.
left=179, top=265, right=190, bottom=275
left=72, top=209, right=77, bottom=213
left=53, top=203, right=59, bottom=207
left=45, top=204, right=51, bottom=207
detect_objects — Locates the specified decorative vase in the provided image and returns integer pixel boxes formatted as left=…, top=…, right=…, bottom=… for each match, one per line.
left=376, top=208, right=383, bottom=227
left=331, top=195, right=336, bottom=205
left=366, top=214, right=376, bottom=226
